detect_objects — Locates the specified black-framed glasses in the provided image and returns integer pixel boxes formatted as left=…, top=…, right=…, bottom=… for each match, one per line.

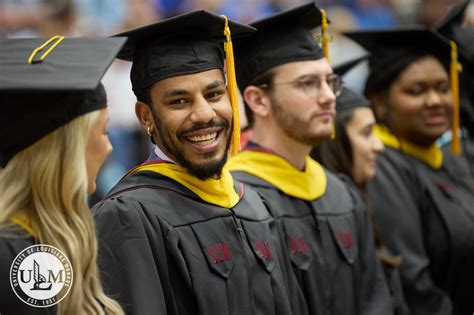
left=259, top=73, right=344, bottom=97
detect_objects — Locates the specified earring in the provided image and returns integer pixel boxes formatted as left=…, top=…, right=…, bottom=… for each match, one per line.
left=147, top=126, right=156, bottom=144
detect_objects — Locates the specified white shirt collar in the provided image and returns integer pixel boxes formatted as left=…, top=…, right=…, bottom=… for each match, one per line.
left=153, top=145, right=177, bottom=164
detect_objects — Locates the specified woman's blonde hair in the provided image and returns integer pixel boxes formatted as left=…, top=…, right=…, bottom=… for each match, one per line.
left=0, top=110, right=123, bottom=315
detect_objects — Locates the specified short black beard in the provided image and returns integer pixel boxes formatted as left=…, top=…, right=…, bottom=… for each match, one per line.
left=177, top=146, right=230, bottom=180
left=271, top=95, right=329, bottom=145
left=154, top=113, right=232, bottom=180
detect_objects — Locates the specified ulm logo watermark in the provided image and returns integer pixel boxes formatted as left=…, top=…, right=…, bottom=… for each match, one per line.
left=9, top=244, right=73, bottom=307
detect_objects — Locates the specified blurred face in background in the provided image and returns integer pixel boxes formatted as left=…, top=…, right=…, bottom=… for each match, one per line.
left=86, top=108, right=113, bottom=194
left=346, top=107, right=384, bottom=184
left=385, top=55, right=452, bottom=147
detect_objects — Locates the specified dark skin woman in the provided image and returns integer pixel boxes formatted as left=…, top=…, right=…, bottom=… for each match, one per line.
left=344, top=28, right=474, bottom=314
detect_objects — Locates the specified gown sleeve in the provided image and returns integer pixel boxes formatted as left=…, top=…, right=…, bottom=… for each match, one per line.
left=93, top=196, right=170, bottom=315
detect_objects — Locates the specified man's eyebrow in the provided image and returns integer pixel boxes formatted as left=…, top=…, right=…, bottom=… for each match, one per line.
left=294, top=72, right=334, bottom=80
left=163, top=89, right=189, bottom=98
left=205, top=80, right=225, bottom=90
left=162, top=81, right=225, bottom=98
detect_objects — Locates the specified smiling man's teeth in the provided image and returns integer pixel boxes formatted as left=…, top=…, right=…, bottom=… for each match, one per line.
left=187, top=132, right=217, bottom=143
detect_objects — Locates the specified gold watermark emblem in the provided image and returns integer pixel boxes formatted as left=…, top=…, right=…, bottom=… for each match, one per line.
left=9, top=245, right=73, bottom=307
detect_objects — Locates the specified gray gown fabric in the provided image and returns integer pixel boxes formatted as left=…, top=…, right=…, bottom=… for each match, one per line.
left=0, top=230, right=57, bottom=315
left=368, top=147, right=474, bottom=315
left=93, top=169, right=307, bottom=315
left=440, top=137, right=474, bottom=180
left=379, top=254, right=409, bottom=315
left=231, top=163, right=393, bottom=315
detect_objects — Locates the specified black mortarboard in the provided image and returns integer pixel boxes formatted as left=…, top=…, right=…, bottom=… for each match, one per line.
left=435, top=1, right=474, bottom=135
left=435, top=1, right=470, bottom=36
left=343, top=27, right=456, bottom=95
left=113, top=10, right=255, bottom=100
left=0, top=37, right=126, bottom=167
left=435, top=1, right=474, bottom=65
left=234, top=2, right=327, bottom=91
left=332, top=53, right=369, bottom=78
left=332, top=55, right=371, bottom=112
left=450, top=26, right=474, bottom=60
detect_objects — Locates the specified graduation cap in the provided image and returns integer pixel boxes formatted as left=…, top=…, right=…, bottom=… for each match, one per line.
left=332, top=55, right=371, bottom=113
left=450, top=26, right=474, bottom=60
left=435, top=1, right=474, bottom=141
left=113, top=10, right=255, bottom=155
left=344, top=27, right=465, bottom=154
left=234, top=2, right=330, bottom=91
left=343, top=27, right=457, bottom=95
left=0, top=36, right=126, bottom=167
left=435, top=1, right=474, bottom=64
left=435, top=1, right=470, bottom=36
left=114, top=10, right=255, bottom=99
left=332, top=53, right=369, bottom=79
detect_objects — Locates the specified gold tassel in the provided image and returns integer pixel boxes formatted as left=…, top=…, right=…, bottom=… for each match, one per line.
left=221, top=15, right=240, bottom=156
left=320, top=9, right=330, bottom=62
left=450, top=41, right=461, bottom=155
left=320, top=9, right=335, bottom=139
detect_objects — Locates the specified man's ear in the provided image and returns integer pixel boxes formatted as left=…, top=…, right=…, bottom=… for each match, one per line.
left=243, top=86, right=271, bottom=119
left=136, top=101, right=157, bottom=144
left=368, top=92, right=386, bottom=122
left=135, top=101, right=154, bottom=131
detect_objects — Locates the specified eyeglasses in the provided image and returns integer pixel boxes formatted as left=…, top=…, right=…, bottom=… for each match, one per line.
left=259, top=73, right=344, bottom=98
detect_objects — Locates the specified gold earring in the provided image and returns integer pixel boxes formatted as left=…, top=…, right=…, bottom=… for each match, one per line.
left=147, top=126, right=153, bottom=136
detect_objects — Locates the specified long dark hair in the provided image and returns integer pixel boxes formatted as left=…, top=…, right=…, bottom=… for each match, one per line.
left=311, top=110, right=354, bottom=178
left=311, top=109, right=402, bottom=267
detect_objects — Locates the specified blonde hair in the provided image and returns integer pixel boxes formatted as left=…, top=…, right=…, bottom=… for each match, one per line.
left=0, top=110, right=123, bottom=315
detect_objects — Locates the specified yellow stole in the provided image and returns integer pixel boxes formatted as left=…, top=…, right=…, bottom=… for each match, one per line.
left=9, top=212, right=36, bottom=237
left=374, top=124, right=443, bottom=170
left=129, top=162, right=240, bottom=208
left=227, top=150, right=327, bottom=201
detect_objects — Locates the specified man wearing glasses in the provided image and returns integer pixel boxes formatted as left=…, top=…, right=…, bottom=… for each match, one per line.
left=227, top=3, right=392, bottom=314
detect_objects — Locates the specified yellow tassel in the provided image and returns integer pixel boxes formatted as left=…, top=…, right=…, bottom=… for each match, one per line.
left=320, top=9, right=330, bottom=62
left=28, top=35, right=64, bottom=64
left=321, top=9, right=334, bottom=138
left=221, top=15, right=241, bottom=156
left=450, top=41, right=461, bottom=155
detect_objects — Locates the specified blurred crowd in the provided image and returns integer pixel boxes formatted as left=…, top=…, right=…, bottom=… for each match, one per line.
left=1, top=0, right=471, bottom=202
left=4, top=0, right=473, bottom=37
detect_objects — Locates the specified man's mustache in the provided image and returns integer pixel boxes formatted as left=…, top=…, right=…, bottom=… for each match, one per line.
left=178, top=119, right=230, bottom=137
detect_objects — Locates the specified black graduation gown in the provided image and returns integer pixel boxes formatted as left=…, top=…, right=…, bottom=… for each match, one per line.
left=93, top=170, right=306, bottom=315
left=0, top=232, right=57, bottom=315
left=368, top=147, right=474, bottom=315
left=441, top=137, right=474, bottom=180
left=378, top=251, right=410, bottom=315
left=231, top=169, right=393, bottom=315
